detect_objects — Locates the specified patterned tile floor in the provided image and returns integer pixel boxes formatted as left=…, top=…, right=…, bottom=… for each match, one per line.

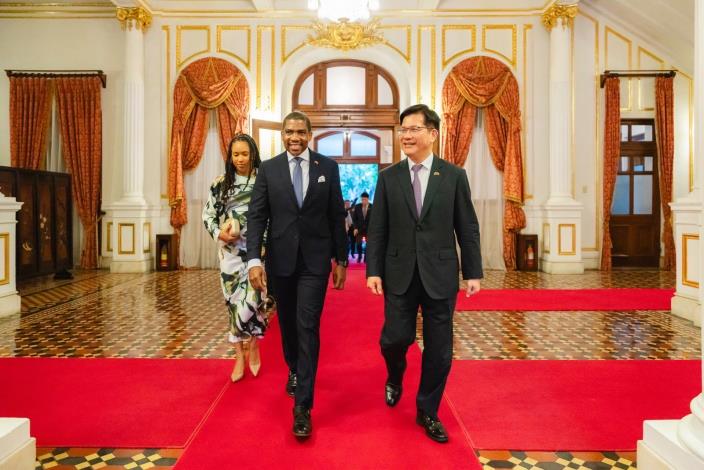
left=8, top=268, right=691, bottom=469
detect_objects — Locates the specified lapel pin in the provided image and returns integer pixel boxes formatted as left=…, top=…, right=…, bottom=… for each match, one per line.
left=318, top=175, right=326, bottom=183
left=433, top=171, right=440, bottom=176
left=314, top=160, right=320, bottom=165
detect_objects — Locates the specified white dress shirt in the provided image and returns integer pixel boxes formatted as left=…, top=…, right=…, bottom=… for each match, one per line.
left=407, top=153, right=434, bottom=202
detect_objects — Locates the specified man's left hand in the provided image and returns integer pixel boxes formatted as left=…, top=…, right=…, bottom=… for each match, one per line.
left=332, top=264, right=347, bottom=290
left=465, top=279, right=480, bottom=297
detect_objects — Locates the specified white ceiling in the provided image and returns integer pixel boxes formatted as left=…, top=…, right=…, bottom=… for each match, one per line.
left=0, top=0, right=694, bottom=72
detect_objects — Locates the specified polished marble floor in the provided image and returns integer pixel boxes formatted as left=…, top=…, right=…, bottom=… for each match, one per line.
left=7, top=268, right=692, bottom=469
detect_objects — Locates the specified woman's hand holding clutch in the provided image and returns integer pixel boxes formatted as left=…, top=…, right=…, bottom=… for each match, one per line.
left=218, top=218, right=241, bottom=244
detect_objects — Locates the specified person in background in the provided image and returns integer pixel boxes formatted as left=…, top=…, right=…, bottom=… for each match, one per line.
left=351, top=191, right=372, bottom=262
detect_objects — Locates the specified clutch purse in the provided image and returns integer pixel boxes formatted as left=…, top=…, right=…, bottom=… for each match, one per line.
left=221, top=217, right=241, bottom=238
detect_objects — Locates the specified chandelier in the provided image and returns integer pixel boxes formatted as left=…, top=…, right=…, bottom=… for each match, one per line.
left=307, top=0, right=380, bottom=22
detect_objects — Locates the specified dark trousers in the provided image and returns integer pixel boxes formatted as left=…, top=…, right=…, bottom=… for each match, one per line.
left=269, top=251, right=329, bottom=409
left=380, top=265, right=455, bottom=418
left=347, top=230, right=356, bottom=257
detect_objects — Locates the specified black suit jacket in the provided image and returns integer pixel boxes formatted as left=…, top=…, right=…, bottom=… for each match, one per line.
left=247, top=150, right=347, bottom=277
left=351, top=203, right=372, bottom=237
left=366, top=157, right=482, bottom=299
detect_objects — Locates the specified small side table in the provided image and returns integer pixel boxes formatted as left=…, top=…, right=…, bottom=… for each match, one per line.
left=516, top=233, right=538, bottom=271
left=156, top=234, right=177, bottom=271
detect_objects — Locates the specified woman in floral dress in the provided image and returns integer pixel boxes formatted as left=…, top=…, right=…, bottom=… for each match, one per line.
left=203, top=133, right=266, bottom=382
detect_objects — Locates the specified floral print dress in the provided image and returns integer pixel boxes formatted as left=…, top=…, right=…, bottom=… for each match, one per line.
left=202, top=172, right=267, bottom=343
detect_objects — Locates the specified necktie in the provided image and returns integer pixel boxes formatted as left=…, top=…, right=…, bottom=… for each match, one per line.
left=363, top=205, right=367, bottom=218
left=411, top=164, right=423, bottom=217
left=293, top=157, right=303, bottom=208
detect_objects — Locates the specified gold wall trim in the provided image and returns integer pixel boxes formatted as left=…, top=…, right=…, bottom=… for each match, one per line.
left=558, top=223, right=576, bottom=256
left=163, top=25, right=171, bottom=203
left=256, top=25, right=275, bottom=111
left=217, top=25, right=251, bottom=69
left=605, top=26, right=632, bottom=112
left=577, top=10, right=600, bottom=252
left=176, top=25, right=211, bottom=70
left=1, top=2, right=112, bottom=6
left=682, top=233, right=699, bottom=288
left=441, top=24, right=476, bottom=69
left=521, top=23, right=532, bottom=199
left=281, top=25, right=309, bottom=64
left=637, top=47, right=664, bottom=112
left=677, top=70, right=694, bottom=192
left=481, top=24, right=517, bottom=67
left=416, top=25, right=436, bottom=108
left=542, top=223, right=550, bottom=253
left=118, top=223, right=136, bottom=255
left=143, top=222, right=151, bottom=254
left=0, top=233, right=9, bottom=286
left=379, top=25, right=412, bottom=64
left=0, top=11, right=113, bottom=17
left=106, top=222, right=113, bottom=253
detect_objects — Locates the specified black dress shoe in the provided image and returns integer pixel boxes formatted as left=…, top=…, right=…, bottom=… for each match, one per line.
left=292, top=406, right=312, bottom=438
left=384, top=383, right=402, bottom=407
left=416, top=410, right=448, bottom=443
left=286, top=371, right=297, bottom=397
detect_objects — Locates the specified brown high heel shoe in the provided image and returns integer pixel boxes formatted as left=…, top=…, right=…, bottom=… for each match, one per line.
left=248, top=336, right=261, bottom=377
left=231, top=342, right=245, bottom=382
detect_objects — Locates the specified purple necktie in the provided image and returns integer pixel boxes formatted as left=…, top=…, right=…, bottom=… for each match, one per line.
left=411, top=164, right=423, bottom=217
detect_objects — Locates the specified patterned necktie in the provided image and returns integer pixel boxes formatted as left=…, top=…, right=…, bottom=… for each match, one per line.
left=293, top=157, right=303, bottom=208
left=411, top=164, right=423, bottom=217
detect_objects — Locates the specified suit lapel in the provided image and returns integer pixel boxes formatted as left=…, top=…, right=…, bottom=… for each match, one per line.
left=275, top=152, right=299, bottom=209
left=398, top=160, right=419, bottom=220
left=419, top=156, right=447, bottom=222
left=302, top=150, right=321, bottom=208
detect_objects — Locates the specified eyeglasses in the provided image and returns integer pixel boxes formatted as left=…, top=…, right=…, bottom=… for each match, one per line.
left=396, top=126, right=434, bottom=136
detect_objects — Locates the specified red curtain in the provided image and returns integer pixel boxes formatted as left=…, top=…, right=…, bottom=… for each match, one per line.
left=9, top=76, right=53, bottom=170
left=601, top=77, right=620, bottom=271
left=168, top=57, right=249, bottom=231
left=655, top=76, right=675, bottom=270
left=441, top=56, right=525, bottom=269
left=55, top=77, right=103, bottom=269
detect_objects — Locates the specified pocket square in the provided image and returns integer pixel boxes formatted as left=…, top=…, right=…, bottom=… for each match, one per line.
left=318, top=175, right=326, bottom=183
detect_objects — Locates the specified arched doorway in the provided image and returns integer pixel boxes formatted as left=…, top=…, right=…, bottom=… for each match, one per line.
left=291, top=59, right=400, bottom=204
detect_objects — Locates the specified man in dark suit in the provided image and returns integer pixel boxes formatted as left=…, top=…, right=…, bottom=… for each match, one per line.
left=366, top=104, right=482, bottom=443
left=247, top=111, right=348, bottom=439
left=351, top=191, right=372, bottom=262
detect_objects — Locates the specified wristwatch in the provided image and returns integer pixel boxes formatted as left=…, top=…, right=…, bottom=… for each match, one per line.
left=337, top=258, right=349, bottom=268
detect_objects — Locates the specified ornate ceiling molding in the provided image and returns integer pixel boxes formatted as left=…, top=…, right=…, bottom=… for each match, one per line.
left=306, top=18, right=384, bottom=51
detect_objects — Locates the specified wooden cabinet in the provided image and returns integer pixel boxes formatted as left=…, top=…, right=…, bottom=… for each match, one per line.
left=0, top=166, right=73, bottom=279
left=156, top=234, right=177, bottom=271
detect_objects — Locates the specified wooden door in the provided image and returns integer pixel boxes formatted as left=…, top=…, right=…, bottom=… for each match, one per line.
left=252, top=119, right=283, bottom=161
left=610, top=120, right=660, bottom=267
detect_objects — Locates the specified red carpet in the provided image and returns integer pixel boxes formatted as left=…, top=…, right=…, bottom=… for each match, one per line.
left=347, top=265, right=673, bottom=311
left=455, top=288, right=674, bottom=311
left=0, top=357, right=230, bottom=448
left=445, top=360, right=701, bottom=451
left=175, top=282, right=481, bottom=469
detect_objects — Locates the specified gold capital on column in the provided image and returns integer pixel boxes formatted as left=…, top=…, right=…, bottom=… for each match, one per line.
left=116, top=7, right=152, bottom=32
left=542, top=3, right=578, bottom=31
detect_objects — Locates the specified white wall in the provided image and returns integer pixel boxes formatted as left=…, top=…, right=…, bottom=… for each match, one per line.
left=0, top=18, right=125, bottom=205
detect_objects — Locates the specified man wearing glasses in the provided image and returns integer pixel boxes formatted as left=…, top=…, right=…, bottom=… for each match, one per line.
left=366, top=104, right=482, bottom=443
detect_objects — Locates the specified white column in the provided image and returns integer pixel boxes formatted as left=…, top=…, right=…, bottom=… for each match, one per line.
left=640, top=1, right=704, bottom=468
left=122, top=20, right=146, bottom=205
left=540, top=1, right=584, bottom=274
left=0, top=195, right=22, bottom=318
left=103, top=6, right=157, bottom=273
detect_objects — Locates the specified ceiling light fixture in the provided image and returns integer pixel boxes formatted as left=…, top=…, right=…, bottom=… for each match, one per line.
left=307, top=0, right=380, bottom=22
